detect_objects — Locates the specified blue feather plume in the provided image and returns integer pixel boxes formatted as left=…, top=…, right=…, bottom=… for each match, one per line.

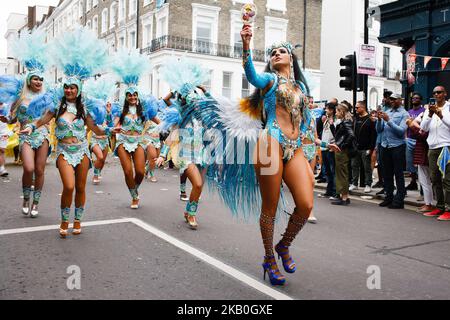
left=141, top=95, right=158, bottom=120
left=110, top=102, right=123, bottom=119
left=84, top=97, right=107, bottom=125
left=157, top=107, right=181, bottom=132
left=110, top=49, right=151, bottom=87
left=27, top=90, right=59, bottom=118
left=49, top=26, right=109, bottom=80
left=11, top=28, right=49, bottom=74
left=159, top=56, right=209, bottom=97
left=0, top=76, right=24, bottom=104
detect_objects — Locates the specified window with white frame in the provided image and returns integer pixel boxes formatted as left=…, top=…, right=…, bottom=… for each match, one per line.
left=155, top=6, right=168, bottom=38
left=230, top=11, right=244, bottom=57
left=232, top=0, right=253, bottom=5
left=129, top=30, right=136, bottom=48
left=101, top=9, right=108, bottom=33
left=86, top=19, right=91, bottom=29
left=93, top=15, right=98, bottom=35
left=79, top=1, right=84, bottom=18
left=266, top=0, right=287, bottom=13
left=143, top=22, right=153, bottom=48
left=192, top=4, right=220, bottom=53
left=222, top=72, right=232, bottom=98
left=129, top=0, right=137, bottom=18
left=265, top=16, right=288, bottom=52
left=93, top=0, right=98, bottom=8
left=110, top=3, right=117, bottom=29
left=203, top=70, right=213, bottom=92
left=86, top=0, right=92, bottom=12
left=241, top=74, right=250, bottom=98
left=73, top=5, right=78, bottom=23
left=119, top=35, right=125, bottom=48
left=118, top=0, right=125, bottom=22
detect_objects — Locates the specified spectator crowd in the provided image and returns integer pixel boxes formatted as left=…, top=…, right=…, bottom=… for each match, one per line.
left=309, top=85, right=450, bottom=223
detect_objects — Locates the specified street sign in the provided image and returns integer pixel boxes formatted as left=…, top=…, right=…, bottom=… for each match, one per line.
left=358, top=44, right=376, bottom=76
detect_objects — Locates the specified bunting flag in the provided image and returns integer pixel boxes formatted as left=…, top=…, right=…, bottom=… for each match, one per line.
left=424, top=56, right=432, bottom=68
left=441, top=58, right=450, bottom=71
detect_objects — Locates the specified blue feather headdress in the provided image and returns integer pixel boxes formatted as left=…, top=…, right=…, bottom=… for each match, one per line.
left=110, top=49, right=151, bottom=96
left=49, top=26, right=109, bottom=96
left=83, top=75, right=117, bottom=102
left=159, top=56, right=209, bottom=99
left=11, top=28, right=49, bottom=85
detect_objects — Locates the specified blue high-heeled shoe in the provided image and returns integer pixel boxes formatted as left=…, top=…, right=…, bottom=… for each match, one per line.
left=262, top=256, right=286, bottom=286
left=275, top=243, right=297, bottom=274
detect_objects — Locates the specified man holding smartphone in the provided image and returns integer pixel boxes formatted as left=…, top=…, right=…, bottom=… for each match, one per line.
left=377, top=93, right=409, bottom=209
left=420, top=86, right=450, bottom=221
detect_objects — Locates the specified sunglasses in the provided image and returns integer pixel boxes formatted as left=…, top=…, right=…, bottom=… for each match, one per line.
left=433, top=91, right=444, bottom=95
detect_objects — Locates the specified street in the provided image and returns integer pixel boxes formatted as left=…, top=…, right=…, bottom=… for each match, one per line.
left=1, top=158, right=450, bottom=300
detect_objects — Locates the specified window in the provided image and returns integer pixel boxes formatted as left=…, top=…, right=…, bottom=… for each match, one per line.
left=222, top=72, right=232, bottom=98
left=266, top=0, right=287, bottom=13
left=79, top=1, right=84, bottom=18
left=86, top=20, right=91, bottom=29
left=110, top=3, right=117, bottom=29
left=119, top=0, right=125, bottom=22
left=101, top=9, right=108, bottom=33
left=265, top=17, right=288, bottom=53
left=86, top=0, right=92, bottom=12
left=204, top=70, right=213, bottom=92
left=383, top=47, right=390, bottom=78
left=119, top=36, right=125, bottom=48
left=129, top=0, right=137, bottom=18
left=242, top=75, right=250, bottom=98
left=129, top=31, right=136, bottom=48
left=192, top=4, right=221, bottom=53
left=92, top=0, right=98, bottom=8
left=143, top=23, right=153, bottom=47
left=155, top=5, right=169, bottom=38
left=93, top=15, right=98, bottom=36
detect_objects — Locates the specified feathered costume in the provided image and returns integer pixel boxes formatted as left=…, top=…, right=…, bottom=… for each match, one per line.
left=0, top=28, right=51, bottom=211
left=109, top=48, right=161, bottom=201
left=158, top=45, right=311, bottom=225
left=23, top=26, right=110, bottom=224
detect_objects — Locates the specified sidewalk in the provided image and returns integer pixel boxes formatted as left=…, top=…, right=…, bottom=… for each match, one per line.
left=315, top=177, right=425, bottom=208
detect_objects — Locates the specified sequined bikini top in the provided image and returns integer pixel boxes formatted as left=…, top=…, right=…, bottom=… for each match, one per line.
left=55, top=102, right=86, bottom=141
left=275, top=76, right=308, bottom=129
left=122, top=115, right=145, bottom=134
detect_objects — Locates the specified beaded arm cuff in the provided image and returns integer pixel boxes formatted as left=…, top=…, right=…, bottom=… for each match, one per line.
left=160, top=145, right=169, bottom=159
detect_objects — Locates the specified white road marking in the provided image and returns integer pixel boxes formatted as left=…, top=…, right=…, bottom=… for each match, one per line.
left=0, top=218, right=293, bottom=300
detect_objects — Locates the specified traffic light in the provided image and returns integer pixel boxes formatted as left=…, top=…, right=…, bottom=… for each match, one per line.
left=339, top=54, right=356, bottom=91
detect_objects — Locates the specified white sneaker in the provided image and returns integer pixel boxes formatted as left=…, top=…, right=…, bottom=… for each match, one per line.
left=308, top=216, right=318, bottom=224
left=0, top=168, right=8, bottom=177
left=364, top=186, right=372, bottom=193
left=349, top=185, right=358, bottom=191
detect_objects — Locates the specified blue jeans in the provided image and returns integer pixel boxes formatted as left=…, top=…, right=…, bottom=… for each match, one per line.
left=406, top=138, right=417, bottom=174
left=322, top=150, right=336, bottom=196
left=381, top=144, right=406, bottom=205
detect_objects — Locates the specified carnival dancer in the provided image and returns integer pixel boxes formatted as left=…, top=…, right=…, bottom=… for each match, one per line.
left=20, top=27, right=111, bottom=238
left=144, top=119, right=161, bottom=182
left=155, top=57, right=213, bottom=230
left=203, top=25, right=339, bottom=286
left=110, top=49, right=161, bottom=209
left=83, top=76, right=116, bottom=185
left=0, top=29, right=50, bottom=218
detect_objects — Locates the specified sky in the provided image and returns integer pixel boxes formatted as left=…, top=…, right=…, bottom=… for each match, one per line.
left=0, top=0, right=59, bottom=59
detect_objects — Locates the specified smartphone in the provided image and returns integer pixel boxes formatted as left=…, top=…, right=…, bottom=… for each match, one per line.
left=429, top=98, right=436, bottom=106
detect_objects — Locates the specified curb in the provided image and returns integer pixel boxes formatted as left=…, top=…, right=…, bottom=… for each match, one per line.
left=314, top=184, right=424, bottom=208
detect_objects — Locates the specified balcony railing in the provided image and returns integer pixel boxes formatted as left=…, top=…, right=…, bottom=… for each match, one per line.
left=374, top=67, right=402, bottom=80
left=141, top=35, right=266, bottom=62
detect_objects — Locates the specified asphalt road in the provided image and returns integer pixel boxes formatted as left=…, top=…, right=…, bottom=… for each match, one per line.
left=1, top=157, right=449, bottom=300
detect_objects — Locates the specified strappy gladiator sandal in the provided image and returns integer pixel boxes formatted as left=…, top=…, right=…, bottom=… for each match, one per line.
left=72, top=220, right=81, bottom=235
left=60, top=221, right=69, bottom=238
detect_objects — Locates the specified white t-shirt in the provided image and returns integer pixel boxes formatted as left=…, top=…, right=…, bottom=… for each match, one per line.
left=420, top=101, right=450, bottom=150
